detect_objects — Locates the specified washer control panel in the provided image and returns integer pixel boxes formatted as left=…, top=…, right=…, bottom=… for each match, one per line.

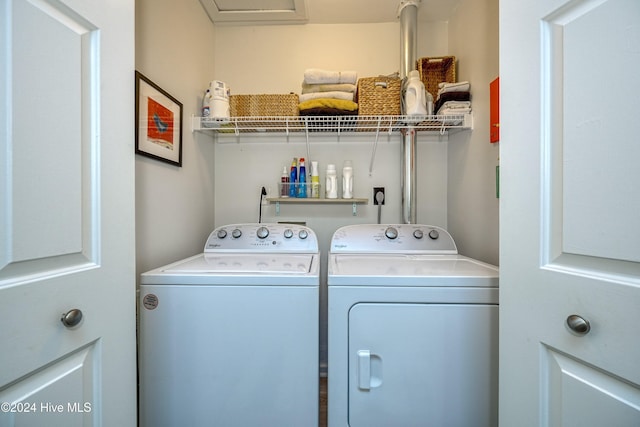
left=330, top=224, right=458, bottom=254
left=205, top=223, right=318, bottom=253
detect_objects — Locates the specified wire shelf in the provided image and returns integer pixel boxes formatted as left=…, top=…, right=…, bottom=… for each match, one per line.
left=192, top=114, right=472, bottom=135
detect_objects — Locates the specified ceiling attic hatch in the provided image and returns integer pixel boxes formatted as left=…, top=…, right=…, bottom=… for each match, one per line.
left=199, top=0, right=308, bottom=25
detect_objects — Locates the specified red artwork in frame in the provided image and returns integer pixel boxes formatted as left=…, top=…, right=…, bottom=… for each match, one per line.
left=135, top=71, right=183, bottom=166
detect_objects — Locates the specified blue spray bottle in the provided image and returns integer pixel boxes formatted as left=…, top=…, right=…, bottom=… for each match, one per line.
left=289, top=158, right=298, bottom=198
left=297, top=157, right=307, bottom=198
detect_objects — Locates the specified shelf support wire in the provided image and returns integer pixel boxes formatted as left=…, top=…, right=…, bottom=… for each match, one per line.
left=285, top=118, right=290, bottom=141
left=440, top=118, right=447, bottom=136
left=304, top=117, right=310, bottom=152
left=369, top=117, right=382, bottom=175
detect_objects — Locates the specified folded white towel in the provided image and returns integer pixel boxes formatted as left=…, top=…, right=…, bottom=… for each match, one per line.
left=438, top=100, right=471, bottom=109
left=437, top=81, right=471, bottom=99
left=298, top=91, right=355, bottom=103
left=304, top=69, right=358, bottom=85
left=438, top=81, right=470, bottom=90
left=437, top=106, right=471, bottom=115
left=301, top=82, right=357, bottom=94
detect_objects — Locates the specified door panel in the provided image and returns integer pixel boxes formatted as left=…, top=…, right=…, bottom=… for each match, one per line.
left=0, top=343, right=97, bottom=427
left=500, top=0, right=640, bottom=424
left=348, top=303, right=498, bottom=427
left=0, top=0, right=135, bottom=425
left=543, top=0, right=640, bottom=265
left=543, top=348, right=640, bottom=426
left=2, top=0, right=97, bottom=280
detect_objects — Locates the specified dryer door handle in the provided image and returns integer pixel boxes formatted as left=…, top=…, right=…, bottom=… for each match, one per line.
left=357, top=350, right=383, bottom=390
left=357, top=350, right=371, bottom=390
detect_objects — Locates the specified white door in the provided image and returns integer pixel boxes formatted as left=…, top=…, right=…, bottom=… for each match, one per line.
left=348, top=303, right=498, bottom=427
left=500, top=0, right=640, bottom=425
left=0, top=0, right=135, bottom=426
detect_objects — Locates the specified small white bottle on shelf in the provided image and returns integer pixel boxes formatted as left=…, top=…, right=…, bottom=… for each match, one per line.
left=326, top=164, right=338, bottom=199
left=342, top=160, right=353, bottom=199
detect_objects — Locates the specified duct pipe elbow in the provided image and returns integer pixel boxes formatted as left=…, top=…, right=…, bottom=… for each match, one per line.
left=397, top=0, right=421, bottom=17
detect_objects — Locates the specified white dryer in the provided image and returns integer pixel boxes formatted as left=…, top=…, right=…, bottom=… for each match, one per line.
left=138, top=223, right=319, bottom=427
left=327, top=224, right=499, bottom=427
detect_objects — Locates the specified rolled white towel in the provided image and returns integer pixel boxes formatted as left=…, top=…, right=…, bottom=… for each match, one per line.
left=304, top=69, right=358, bottom=85
left=298, top=91, right=355, bottom=103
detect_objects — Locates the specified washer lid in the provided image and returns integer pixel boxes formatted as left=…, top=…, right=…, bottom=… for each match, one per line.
left=329, top=254, right=498, bottom=284
left=161, top=253, right=316, bottom=274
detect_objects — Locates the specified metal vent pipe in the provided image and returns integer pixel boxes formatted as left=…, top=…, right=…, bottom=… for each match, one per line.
left=398, top=0, right=420, bottom=224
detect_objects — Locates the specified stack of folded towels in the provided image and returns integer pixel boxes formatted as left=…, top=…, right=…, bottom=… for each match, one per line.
left=434, top=81, right=471, bottom=115
left=298, top=69, right=359, bottom=116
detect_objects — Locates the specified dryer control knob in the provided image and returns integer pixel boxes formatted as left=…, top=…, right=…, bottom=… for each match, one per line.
left=428, top=229, right=439, bottom=240
left=256, top=226, right=269, bottom=239
left=217, top=229, right=227, bottom=239
left=284, top=229, right=294, bottom=239
left=298, top=229, right=308, bottom=239
left=413, top=229, right=424, bottom=239
left=385, top=226, right=398, bottom=240
left=232, top=229, right=242, bottom=238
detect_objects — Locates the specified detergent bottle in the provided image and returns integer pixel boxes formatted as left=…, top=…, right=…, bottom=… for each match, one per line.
left=404, top=70, right=428, bottom=117
left=326, top=164, right=338, bottom=199
left=310, top=161, right=320, bottom=198
left=342, top=160, right=353, bottom=199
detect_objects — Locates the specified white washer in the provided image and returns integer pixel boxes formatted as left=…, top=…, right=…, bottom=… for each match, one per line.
left=139, top=223, right=319, bottom=427
left=328, top=224, right=499, bottom=427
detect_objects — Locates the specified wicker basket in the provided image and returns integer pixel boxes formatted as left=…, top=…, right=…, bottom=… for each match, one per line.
left=230, top=94, right=299, bottom=117
left=416, top=56, right=457, bottom=99
left=356, top=76, right=402, bottom=116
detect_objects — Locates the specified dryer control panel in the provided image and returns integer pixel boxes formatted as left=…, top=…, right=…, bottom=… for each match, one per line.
left=330, top=224, right=458, bottom=254
left=205, top=223, right=318, bottom=253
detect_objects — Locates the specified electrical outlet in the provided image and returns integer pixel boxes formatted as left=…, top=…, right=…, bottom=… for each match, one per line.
left=373, top=187, right=385, bottom=205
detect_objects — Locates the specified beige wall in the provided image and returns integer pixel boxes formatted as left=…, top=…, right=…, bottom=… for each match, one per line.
left=135, top=0, right=218, bottom=275
left=214, top=22, right=448, bottom=94
left=447, top=0, right=500, bottom=265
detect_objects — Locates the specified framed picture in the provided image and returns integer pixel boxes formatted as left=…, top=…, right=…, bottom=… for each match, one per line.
left=135, top=71, right=183, bottom=166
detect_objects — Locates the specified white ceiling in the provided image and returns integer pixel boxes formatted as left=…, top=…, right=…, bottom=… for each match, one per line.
left=200, top=0, right=460, bottom=25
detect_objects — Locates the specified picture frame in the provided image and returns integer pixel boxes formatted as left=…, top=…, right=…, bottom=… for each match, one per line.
left=135, top=71, right=183, bottom=166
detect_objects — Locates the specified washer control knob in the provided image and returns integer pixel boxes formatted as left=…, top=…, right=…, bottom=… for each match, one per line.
left=413, top=229, right=424, bottom=239
left=428, top=229, right=439, bottom=240
left=385, top=227, right=398, bottom=240
left=298, top=229, right=308, bottom=239
left=256, top=226, right=269, bottom=239
left=284, top=229, right=294, bottom=239
left=231, top=229, right=242, bottom=238
left=217, top=229, right=227, bottom=239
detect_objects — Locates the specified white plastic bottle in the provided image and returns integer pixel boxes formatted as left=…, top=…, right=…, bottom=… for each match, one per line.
left=326, top=164, right=338, bottom=199
left=342, top=160, right=353, bottom=199
left=209, top=80, right=230, bottom=119
left=311, top=161, right=320, bottom=198
left=202, top=89, right=212, bottom=117
left=405, top=70, right=428, bottom=117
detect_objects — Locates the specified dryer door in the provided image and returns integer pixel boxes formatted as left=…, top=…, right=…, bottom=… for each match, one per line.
left=348, top=303, right=498, bottom=427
